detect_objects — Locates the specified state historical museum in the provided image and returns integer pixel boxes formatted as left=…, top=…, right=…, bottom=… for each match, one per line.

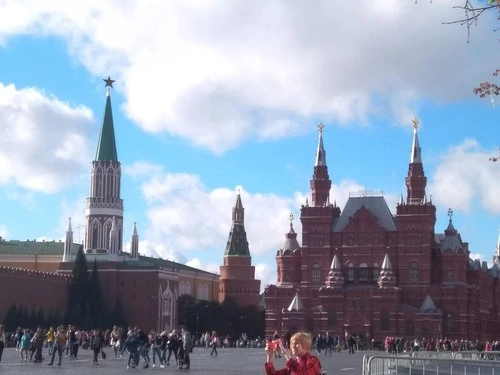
left=264, top=121, right=500, bottom=342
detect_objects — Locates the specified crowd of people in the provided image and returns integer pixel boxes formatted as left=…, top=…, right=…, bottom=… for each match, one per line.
left=0, top=324, right=194, bottom=369
left=383, top=336, right=500, bottom=354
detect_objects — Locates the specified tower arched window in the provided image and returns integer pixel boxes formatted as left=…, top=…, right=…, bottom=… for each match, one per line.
left=104, top=220, right=112, bottom=249
left=312, top=262, right=321, bottom=283
left=107, top=168, right=114, bottom=198
left=284, top=269, right=291, bottom=282
left=360, top=263, right=368, bottom=281
left=91, top=221, right=99, bottom=249
left=347, top=262, right=354, bottom=281
left=96, top=168, right=103, bottom=197
left=409, top=261, right=419, bottom=281
left=373, top=262, right=380, bottom=280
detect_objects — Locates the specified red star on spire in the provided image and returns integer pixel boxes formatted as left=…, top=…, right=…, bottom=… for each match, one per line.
left=103, top=76, right=115, bottom=88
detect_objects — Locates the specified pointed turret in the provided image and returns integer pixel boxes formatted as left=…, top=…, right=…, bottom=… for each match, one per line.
left=232, top=192, right=244, bottom=225
left=84, top=77, right=124, bottom=259
left=410, top=120, right=422, bottom=164
left=63, top=217, right=73, bottom=262
left=286, top=291, right=304, bottom=311
left=494, top=226, right=500, bottom=265
left=219, top=191, right=260, bottom=307
left=325, top=254, right=344, bottom=287
left=405, top=118, right=427, bottom=205
left=378, top=253, right=397, bottom=287
left=131, top=222, right=139, bottom=259
left=439, top=208, right=463, bottom=253
left=280, top=213, right=300, bottom=253
left=224, top=193, right=250, bottom=256
left=315, top=124, right=327, bottom=167
left=310, top=123, right=332, bottom=207
left=95, top=77, right=118, bottom=162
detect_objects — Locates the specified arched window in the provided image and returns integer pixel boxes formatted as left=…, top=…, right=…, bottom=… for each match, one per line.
left=380, top=310, right=390, bottom=331
left=373, top=262, right=380, bottom=280
left=91, top=221, right=99, bottom=249
left=107, top=168, right=114, bottom=197
left=96, top=168, right=103, bottom=197
left=409, top=261, right=419, bottom=281
left=197, top=284, right=204, bottom=300
left=284, top=269, right=291, bottom=282
left=104, top=220, right=112, bottom=249
left=312, top=262, right=321, bottom=283
left=360, top=263, right=368, bottom=281
left=203, top=284, right=209, bottom=300
left=347, top=262, right=354, bottom=281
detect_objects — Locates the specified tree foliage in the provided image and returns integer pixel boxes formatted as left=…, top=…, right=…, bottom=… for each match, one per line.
left=66, top=249, right=110, bottom=328
left=177, top=295, right=264, bottom=340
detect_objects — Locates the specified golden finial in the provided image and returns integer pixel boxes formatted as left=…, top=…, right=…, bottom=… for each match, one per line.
left=412, top=118, right=419, bottom=131
left=317, top=122, right=325, bottom=134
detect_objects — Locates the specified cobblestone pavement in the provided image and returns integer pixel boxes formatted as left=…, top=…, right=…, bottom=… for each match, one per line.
left=0, top=347, right=369, bottom=374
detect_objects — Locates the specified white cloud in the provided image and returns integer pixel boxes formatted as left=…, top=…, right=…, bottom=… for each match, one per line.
left=0, top=84, right=94, bottom=193
left=429, top=139, right=500, bottom=214
left=0, top=1, right=496, bottom=153
left=186, top=258, right=219, bottom=275
left=140, top=171, right=297, bottom=258
left=255, top=262, right=274, bottom=291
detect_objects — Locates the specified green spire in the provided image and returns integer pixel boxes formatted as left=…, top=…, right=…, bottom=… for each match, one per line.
left=224, top=193, right=250, bottom=256
left=95, top=79, right=118, bottom=162
left=224, top=225, right=250, bottom=256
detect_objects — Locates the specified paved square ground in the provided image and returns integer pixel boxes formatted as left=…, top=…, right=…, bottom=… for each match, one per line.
left=0, top=346, right=368, bottom=374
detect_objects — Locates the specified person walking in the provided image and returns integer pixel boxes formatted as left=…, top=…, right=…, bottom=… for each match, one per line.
left=48, top=326, right=65, bottom=366
left=0, top=324, right=5, bottom=362
left=210, top=330, right=219, bottom=356
left=19, top=329, right=31, bottom=362
left=165, top=330, right=180, bottom=366
left=179, top=327, right=192, bottom=370
left=32, top=327, right=45, bottom=363
left=91, top=329, right=103, bottom=365
left=45, top=327, right=55, bottom=356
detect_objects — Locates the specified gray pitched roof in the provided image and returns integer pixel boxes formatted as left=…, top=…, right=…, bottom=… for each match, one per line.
left=281, top=224, right=300, bottom=252
left=419, top=294, right=438, bottom=313
left=333, top=195, right=396, bottom=232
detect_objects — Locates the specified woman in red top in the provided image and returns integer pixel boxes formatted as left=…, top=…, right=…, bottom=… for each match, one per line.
left=264, top=332, right=322, bottom=375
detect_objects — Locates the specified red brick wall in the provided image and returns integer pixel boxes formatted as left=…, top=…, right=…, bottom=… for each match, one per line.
left=0, top=266, right=71, bottom=325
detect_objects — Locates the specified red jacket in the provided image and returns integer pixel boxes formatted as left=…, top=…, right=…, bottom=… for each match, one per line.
left=264, top=352, right=322, bottom=375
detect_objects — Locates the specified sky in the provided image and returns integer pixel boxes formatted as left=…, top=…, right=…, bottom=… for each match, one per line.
left=1, top=1, right=500, bottom=292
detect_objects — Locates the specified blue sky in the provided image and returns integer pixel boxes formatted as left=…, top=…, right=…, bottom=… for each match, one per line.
left=1, top=1, right=500, bottom=291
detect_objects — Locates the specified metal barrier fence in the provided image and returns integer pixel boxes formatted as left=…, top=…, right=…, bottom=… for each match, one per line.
left=363, top=353, right=500, bottom=375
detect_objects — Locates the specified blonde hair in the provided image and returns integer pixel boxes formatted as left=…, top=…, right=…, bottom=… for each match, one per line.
left=0, top=324, right=4, bottom=335
left=290, top=332, right=313, bottom=351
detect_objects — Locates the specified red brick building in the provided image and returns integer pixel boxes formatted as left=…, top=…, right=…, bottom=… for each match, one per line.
left=264, top=121, right=500, bottom=342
